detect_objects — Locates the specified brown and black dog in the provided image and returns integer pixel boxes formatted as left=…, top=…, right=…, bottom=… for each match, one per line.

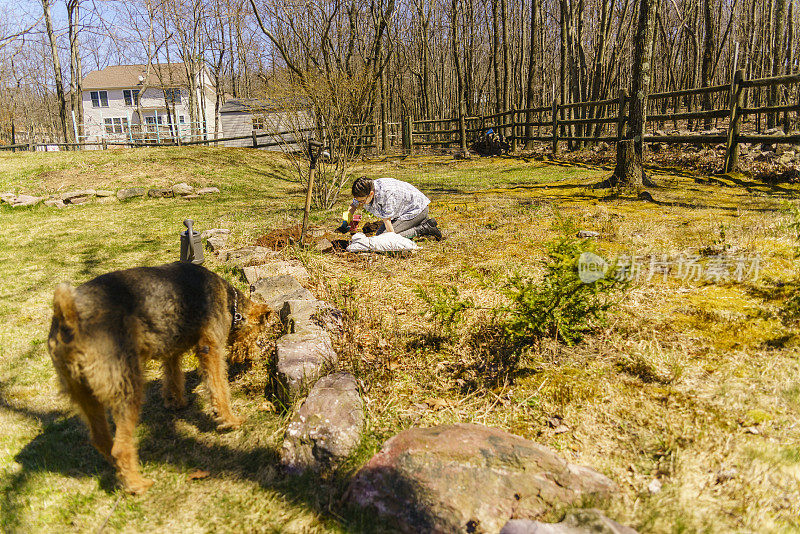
left=47, top=262, right=273, bottom=494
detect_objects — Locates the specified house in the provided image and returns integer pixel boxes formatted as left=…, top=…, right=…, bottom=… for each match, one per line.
left=219, top=97, right=314, bottom=151
left=80, top=63, right=218, bottom=144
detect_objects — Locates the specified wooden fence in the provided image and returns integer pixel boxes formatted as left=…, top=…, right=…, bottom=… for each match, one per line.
left=0, top=127, right=317, bottom=153
left=398, top=70, right=800, bottom=172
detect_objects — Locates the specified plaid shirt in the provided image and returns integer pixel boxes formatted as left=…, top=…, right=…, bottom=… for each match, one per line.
left=351, top=178, right=430, bottom=221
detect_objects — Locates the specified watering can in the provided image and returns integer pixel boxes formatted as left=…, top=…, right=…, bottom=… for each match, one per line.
left=180, top=219, right=204, bottom=264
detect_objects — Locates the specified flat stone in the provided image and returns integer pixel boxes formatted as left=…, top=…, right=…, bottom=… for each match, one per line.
left=65, top=196, right=91, bottom=205
left=201, top=228, right=231, bottom=239
left=95, top=189, right=115, bottom=197
left=206, top=236, right=227, bottom=252
left=172, top=182, right=195, bottom=196
left=347, top=423, right=617, bottom=534
left=0, top=193, right=16, bottom=204
left=251, top=275, right=314, bottom=312
left=273, top=331, right=338, bottom=402
left=61, top=189, right=96, bottom=201
left=197, top=187, right=220, bottom=195
left=44, top=199, right=66, bottom=208
left=281, top=372, right=364, bottom=473
left=500, top=509, right=638, bottom=534
left=148, top=188, right=174, bottom=198
left=280, top=299, right=342, bottom=335
left=117, top=187, right=147, bottom=200
left=180, top=194, right=201, bottom=200
left=243, top=260, right=309, bottom=281
left=11, top=195, right=43, bottom=207
left=227, top=247, right=283, bottom=268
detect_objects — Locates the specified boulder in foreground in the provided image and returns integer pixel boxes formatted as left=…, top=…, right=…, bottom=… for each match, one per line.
left=347, top=423, right=617, bottom=534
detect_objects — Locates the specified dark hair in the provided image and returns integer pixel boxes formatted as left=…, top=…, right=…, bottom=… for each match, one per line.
left=351, top=177, right=374, bottom=198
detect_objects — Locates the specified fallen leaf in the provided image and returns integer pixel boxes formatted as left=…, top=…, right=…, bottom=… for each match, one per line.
left=187, top=470, right=210, bottom=481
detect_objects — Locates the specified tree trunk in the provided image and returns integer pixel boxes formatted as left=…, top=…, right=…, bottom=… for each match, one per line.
left=491, top=0, right=501, bottom=114
left=67, top=0, right=83, bottom=143
left=701, top=0, right=715, bottom=130
left=524, top=0, right=540, bottom=148
left=612, top=0, right=657, bottom=188
left=769, top=0, right=786, bottom=129
left=42, top=0, right=70, bottom=143
left=451, top=0, right=468, bottom=154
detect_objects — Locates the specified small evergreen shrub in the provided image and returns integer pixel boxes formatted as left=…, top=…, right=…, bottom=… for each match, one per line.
left=416, top=234, right=627, bottom=388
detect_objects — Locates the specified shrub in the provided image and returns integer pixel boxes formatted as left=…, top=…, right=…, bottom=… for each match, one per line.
left=416, top=235, right=627, bottom=388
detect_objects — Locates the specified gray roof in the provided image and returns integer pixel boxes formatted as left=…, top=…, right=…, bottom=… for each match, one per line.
left=220, top=97, right=310, bottom=114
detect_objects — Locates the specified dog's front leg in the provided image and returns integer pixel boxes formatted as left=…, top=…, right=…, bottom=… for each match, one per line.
left=197, top=340, right=242, bottom=431
left=110, top=384, right=153, bottom=495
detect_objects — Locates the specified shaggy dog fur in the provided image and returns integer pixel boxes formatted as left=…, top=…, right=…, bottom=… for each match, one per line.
left=47, top=262, right=273, bottom=494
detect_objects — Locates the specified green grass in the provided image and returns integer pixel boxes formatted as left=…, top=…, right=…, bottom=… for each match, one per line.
left=1, top=147, right=800, bottom=532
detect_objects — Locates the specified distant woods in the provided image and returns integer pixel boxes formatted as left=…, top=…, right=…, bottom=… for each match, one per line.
left=1, top=0, right=798, bottom=143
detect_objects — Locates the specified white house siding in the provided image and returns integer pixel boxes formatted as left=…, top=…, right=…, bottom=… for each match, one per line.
left=221, top=113, right=253, bottom=147
left=221, top=109, right=315, bottom=151
left=81, top=84, right=219, bottom=143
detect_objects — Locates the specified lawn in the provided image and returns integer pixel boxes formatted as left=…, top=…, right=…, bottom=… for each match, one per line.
left=0, top=146, right=798, bottom=533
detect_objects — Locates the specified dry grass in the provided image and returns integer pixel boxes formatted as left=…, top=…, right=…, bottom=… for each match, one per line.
left=1, top=148, right=799, bottom=533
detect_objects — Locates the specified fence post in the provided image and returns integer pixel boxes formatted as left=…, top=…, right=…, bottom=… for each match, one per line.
left=252, top=131, right=258, bottom=149
left=551, top=99, right=560, bottom=155
left=724, top=69, right=745, bottom=173
left=102, top=138, right=107, bottom=150
left=616, top=89, right=628, bottom=143
left=402, top=116, right=413, bottom=154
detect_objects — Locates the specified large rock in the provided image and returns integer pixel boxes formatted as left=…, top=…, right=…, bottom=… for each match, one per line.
left=95, top=189, right=115, bottom=197
left=347, top=424, right=617, bottom=534
left=61, top=189, right=96, bottom=202
left=197, top=187, right=220, bottom=195
left=1, top=193, right=16, bottom=204
left=11, top=195, right=43, bottom=207
left=148, top=188, right=174, bottom=198
left=117, top=187, right=147, bottom=200
left=226, top=246, right=281, bottom=267
left=201, top=228, right=230, bottom=239
left=172, top=182, right=195, bottom=196
left=242, top=260, right=310, bottom=285
left=500, top=509, right=637, bottom=534
left=273, top=331, right=338, bottom=402
left=281, top=372, right=364, bottom=473
left=251, top=275, right=315, bottom=312
left=280, top=299, right=342, bottom=335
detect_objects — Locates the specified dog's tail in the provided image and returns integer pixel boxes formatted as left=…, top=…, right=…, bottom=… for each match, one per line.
left=52, top=283, right=79, bottom=344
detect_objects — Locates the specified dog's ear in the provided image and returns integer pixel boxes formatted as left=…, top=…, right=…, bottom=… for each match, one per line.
left=53, top=283, right=79, bottom=333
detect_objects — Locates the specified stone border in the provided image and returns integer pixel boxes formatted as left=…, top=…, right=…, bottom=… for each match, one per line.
left=219, top=240, right=364, bottom=474
left=0, top=183, right=219, bottom=208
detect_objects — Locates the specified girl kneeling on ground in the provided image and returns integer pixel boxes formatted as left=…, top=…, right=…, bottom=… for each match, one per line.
left=348, top=176, right=442, bottom=240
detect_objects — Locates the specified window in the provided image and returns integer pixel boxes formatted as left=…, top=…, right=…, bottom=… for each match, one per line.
left=104, top=117, right=128, bottom=134
left=252, top=114, right=266, bottom=131
left=91, top=91, right=108, bottom=108
left=179, top=116, right=185, bottom=124
left=123, top=89, right=140, bottom=106
left=164, top=88, right=182, bottom=104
